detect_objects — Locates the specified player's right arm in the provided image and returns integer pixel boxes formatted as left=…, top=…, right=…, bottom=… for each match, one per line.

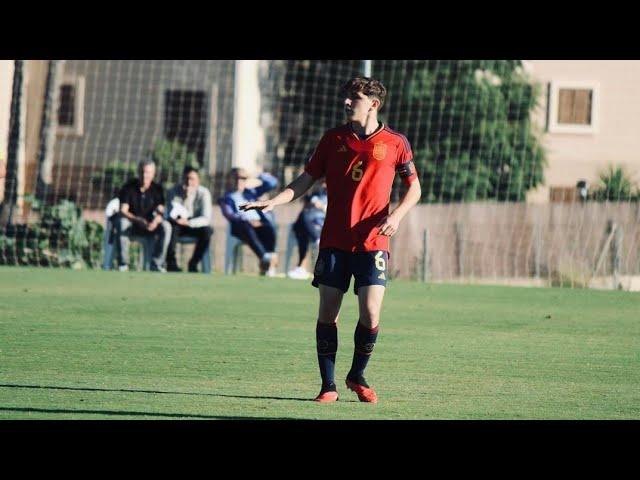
left=240, top=172, right=317, bottom=213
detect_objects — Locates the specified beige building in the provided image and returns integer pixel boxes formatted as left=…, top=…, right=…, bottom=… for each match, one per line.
left=526, top=60, right=640, bottom=203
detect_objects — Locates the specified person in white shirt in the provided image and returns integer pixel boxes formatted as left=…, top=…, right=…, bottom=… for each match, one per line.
left=165, top=166, right=213, bottom=272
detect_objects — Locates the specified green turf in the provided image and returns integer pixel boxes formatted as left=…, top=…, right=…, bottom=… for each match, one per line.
left=0, top=266, right=638, bottom=419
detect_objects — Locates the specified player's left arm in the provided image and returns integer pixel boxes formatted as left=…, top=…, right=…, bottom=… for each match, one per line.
left=379, top=135, right=422, bottom=236
left=378, top=176, right=421, bottom=236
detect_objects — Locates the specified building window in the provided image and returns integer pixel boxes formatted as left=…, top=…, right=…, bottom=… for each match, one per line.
left=548, top=81, right=599, bottom=134
left=164, top=90, right=207, bottom=165
left=558, top=89, right=592, bottom=124
left=57, top=76, right=85, bottom=136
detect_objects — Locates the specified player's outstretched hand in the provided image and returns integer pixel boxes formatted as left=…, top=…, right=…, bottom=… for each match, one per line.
left=377, top=214, right=400, bottom=236
left=240, top=201, right=274, bottom=213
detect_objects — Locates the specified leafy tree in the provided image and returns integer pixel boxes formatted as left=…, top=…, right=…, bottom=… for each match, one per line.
left=379, top=60, right=546, bottom=202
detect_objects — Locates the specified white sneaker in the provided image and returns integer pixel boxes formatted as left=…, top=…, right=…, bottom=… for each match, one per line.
left=266, top=267, right=277, bottom=277
left=118, top=265, right=129, bottom=272
left=287, top=266, right=309, bottom=280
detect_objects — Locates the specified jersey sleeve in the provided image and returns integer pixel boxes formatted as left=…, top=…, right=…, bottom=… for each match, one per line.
left=395, top=135, right=418, bottom=185
left=304, top=133, right=331, bottom=180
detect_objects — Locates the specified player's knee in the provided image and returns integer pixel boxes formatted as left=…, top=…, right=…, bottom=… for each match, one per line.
left=318, top=298, right=341, bottom=324
left=318, top=310, right=340, bottom=325
left=358, top=311, right=380, bottom=329
left=318, top=286, right=343, bottom=324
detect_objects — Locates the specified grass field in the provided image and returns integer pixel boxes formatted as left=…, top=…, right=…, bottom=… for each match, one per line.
left=0, top=266, right=638, bottom=419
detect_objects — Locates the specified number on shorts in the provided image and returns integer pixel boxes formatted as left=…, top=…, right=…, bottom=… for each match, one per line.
left=375, top=251, right=386, bottom=271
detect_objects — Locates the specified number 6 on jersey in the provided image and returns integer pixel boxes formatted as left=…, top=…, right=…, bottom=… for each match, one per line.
left=351, top=161, right=363, bottom=181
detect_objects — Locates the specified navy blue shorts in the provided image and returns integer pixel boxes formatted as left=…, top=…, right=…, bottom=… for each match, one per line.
left=311, top=248, right=388, bottom=295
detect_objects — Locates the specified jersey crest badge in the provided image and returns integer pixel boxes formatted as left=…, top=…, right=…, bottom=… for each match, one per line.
left=373, top=143, right=387, bottom=161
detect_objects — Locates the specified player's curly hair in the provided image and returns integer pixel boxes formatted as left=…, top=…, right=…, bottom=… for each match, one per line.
left=339, top=77, right=387, bottom=110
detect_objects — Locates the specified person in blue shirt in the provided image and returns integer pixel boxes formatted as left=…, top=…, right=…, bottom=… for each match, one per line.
left=218, top=168, right=279, bottom=275
left=288, top=181, right=327, bottom=279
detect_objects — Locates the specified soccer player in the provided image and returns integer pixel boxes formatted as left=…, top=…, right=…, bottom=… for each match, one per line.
left=240, top=77, right=421, bottom=403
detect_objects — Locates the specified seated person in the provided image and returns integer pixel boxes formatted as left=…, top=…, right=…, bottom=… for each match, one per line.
left=116, top=159, right=171, bottom=272
left=218, top=167, right=278, bottom=275
left=102, top=189, right=122, bottom=270
left=165, top=166, right=214, bottom=272
left=288, top=181, right=327, bottom=279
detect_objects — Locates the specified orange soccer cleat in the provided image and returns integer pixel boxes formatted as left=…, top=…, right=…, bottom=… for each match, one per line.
left=314, top=390, right=339, bottom=403
left=345, top=378, right=378, bottom=403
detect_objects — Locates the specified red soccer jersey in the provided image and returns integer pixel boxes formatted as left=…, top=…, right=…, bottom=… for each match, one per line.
left=304, top=123, right=418, bottom=253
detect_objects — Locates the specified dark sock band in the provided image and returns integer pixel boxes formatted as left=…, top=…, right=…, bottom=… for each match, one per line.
left=348, top=322, right=379, bottom=382
left=316, top=322, right=338, bottom=388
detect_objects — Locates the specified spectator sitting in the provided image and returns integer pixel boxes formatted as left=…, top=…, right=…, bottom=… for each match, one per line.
left=288, top=181, right=327, bottom=279
left=218, top=167, right=278, bottom=276
left=116, top=159, right=171, bottom=272
left=165, top=166, right=214, bottom=272
left=102, top=189, right=122, bottom=268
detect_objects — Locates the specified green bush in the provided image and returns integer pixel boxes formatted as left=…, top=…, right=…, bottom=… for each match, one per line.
left=91, top=161, right=136, bottom=195
left=0, top=199, right=103, bottom=268
left=591, top=165, right=639, bottom=202
left=151, top=139, right=200, bottom=189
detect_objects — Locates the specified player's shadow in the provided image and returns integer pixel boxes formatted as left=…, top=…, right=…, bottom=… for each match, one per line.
left=0, top=406, right=295, bottom=420
left=0, top=383, right=315, bottom=403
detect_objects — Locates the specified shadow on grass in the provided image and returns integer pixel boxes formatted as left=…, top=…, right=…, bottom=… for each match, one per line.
left=0, top=383, right=316, bottom=402
left=0, top=406, right=297, bottom=419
